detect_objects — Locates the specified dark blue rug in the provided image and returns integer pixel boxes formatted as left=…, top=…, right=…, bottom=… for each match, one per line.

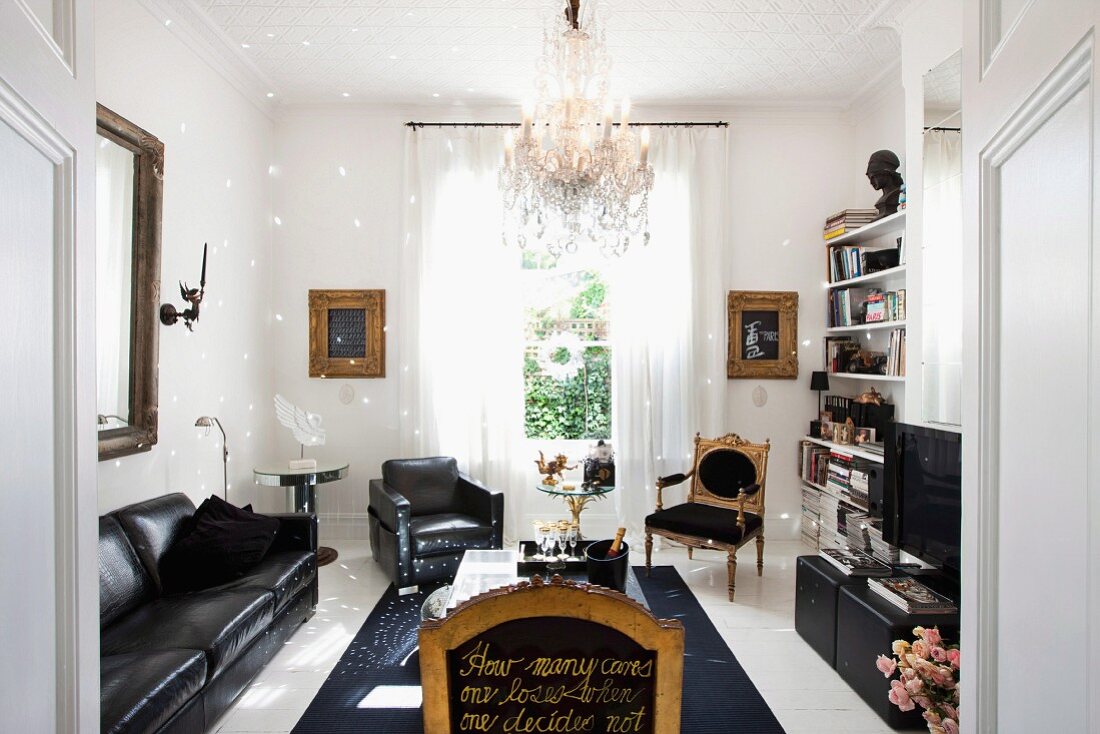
left=291, top=566, right=785, bottom=733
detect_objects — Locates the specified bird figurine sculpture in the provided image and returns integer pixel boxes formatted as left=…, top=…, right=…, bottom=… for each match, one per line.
left=274, top=394, right=326, bottom=469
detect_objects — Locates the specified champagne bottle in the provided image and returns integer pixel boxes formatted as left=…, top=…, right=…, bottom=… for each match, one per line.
left=606, top=527, right=626, bottom=558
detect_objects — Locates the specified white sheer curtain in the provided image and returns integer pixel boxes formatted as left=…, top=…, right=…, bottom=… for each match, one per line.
left=921, top=129, right=962, bottom=425
left=95, top=137, right=135, bottom=422
left=609, top=126, right=729, bottom=541
left=400, top=127, right=529, bottom=538
left=400, top=124, right=730, bottom=542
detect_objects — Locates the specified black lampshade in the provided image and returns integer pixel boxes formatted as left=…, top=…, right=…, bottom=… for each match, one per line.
left=810, top=371, right=830, bottom=392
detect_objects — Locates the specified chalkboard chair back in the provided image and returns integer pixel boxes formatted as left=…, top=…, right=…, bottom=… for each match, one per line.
left=419, top=575, right=685, bottom=733
left=644, top=433, right=771, bottom=601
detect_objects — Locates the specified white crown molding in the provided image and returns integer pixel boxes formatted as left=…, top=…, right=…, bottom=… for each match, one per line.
left=135, top=0, right=278, bottom=120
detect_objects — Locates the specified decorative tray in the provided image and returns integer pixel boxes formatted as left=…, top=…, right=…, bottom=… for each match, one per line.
left=517, top=540, right=595, bottom=572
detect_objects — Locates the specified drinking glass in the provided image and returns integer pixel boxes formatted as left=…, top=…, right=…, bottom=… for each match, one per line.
left=546, top=523, right=565, bottom=571
left=566, top=522, right=578, bottom=560
left=532, top=521, right=545, bottom=560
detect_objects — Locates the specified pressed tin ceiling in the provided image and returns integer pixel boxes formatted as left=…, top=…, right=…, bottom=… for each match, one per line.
left=195, top=0, right=903, bottom=105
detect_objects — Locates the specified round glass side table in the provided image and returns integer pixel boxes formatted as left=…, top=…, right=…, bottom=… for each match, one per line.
left=253, top=461, right=349, bottom=566
left=534, top=484, right=615, bottom=538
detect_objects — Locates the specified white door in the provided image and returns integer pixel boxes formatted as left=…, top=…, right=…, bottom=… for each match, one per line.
left=961, top=2, right=1099, bottom=733
left=0, top=1, right=97, bottom=731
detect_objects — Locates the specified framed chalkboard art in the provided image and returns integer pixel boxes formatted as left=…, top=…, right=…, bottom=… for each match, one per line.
left=727, top=290, right=799, bottom=379
left=308, top=289, right=385, bottom=378
left=419, top=575, right=684, bottom=733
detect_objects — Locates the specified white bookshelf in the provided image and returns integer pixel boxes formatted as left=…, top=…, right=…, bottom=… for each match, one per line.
left=825, top=210, right=905, bottom=247
left=826, top=320, right=906, bottom=334
left=802, top=435, right=885, bottom=464
left=828, top=373, right=906, bottom=383
left=827, top=264, right=906, bottom=289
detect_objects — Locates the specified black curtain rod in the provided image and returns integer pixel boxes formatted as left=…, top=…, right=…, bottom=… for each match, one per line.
left=923, top=126, right=961, bottom=132
left=406, top=121, right=728, bottom=129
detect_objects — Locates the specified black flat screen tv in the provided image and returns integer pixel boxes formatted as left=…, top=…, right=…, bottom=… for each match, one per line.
left=883, top=423, right=961, bottom=582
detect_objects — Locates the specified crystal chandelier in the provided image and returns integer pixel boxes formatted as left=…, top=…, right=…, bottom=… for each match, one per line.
left=500, top=0, right=653, bottom=258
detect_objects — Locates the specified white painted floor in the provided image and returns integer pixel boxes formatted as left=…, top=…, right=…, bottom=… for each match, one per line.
left=212, top=528, right=894, bottom=734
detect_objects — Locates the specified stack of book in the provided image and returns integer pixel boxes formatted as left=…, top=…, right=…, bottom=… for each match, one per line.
left=829, top=288, right=855, bottom=327
left=863, top=289, right=906, bottom=322
left=817, top=492, right=843, bottom=548
left=800, top=441, right=831, bottom=487
left=886, top=328, right=906, bottom=376
left=824, top=209, right=878, bottom=240
left=844, top=511, right=873, bottom=552
left=800, top=484, right=821, bottom=547
left=818, top=547, right=892, bottom=576
left=867, top=523, right=900, bottom=564
left=826, top=451, right=853, bottom=497
left=868, top=577, right=958, bottom=614
left=825, top=337, right=860, bottom=374
left=849, top=460, right=874, bottom=508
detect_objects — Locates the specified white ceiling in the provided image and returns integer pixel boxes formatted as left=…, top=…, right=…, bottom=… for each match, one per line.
left=194, top=0, right=903, bottom=106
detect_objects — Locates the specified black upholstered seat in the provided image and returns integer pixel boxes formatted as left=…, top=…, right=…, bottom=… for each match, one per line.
left=369, top=457, right=504, bottom=590
left=645, top=503, right=763, bottom=545
left=211, top=550, right=316, bottom=613
left=100, top=587, right=276, bottom=680
left=100, top=650, right=206, bottom=734
left=409, top=513, right=494, bottom=557
left=645, top=434, right=772, bottom=601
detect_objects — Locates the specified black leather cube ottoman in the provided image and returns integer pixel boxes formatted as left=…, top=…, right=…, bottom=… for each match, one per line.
left=794, top=555, right=866, bottom=667
left=835, top=586, right=959, bottom=730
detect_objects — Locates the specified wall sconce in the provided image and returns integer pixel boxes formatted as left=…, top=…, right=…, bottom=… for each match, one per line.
left=195, top=415, right=228, bottom=500
left=161, top=243, right=207, bottom=331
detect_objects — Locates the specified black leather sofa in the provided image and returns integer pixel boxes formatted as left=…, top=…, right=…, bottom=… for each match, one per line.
left=99, top=493, right=318, bottom=734
left=368, top=457, right=503, bottom=592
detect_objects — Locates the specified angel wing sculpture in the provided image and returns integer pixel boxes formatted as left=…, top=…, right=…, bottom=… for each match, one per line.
left=274, top=394, right=326, bottom=459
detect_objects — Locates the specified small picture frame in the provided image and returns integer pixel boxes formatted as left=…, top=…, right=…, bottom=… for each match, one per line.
left=308, top=289, right=386, bottom=378
left=727, top=290, right=799, bottom=379
left=854, top=427, right=876, bottom=444
left=820, top=410, right=833, bottom=422
left=820, top=421, right=835, bottom=442
left=834, top=420, right=855, bottom=445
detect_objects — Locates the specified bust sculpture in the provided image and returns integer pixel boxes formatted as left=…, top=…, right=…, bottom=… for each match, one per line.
left=865, top=149, right=904, bottom=219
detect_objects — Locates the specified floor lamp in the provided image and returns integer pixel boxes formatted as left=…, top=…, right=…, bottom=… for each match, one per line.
left=195, top=416, right=228, bottom=500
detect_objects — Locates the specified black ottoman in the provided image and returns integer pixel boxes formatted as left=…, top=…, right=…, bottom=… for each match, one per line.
left=794, top=555, right=866, bottom=667
left=836, top=585, right=959, bottom=729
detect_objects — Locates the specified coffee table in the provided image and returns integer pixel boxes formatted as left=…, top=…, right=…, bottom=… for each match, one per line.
left=535, top=483, right=614, bottom=537
left=421, top=546, right=646, bottom=620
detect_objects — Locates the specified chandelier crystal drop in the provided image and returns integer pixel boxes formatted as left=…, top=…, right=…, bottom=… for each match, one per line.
left=500, top=0, right=653, bottom=258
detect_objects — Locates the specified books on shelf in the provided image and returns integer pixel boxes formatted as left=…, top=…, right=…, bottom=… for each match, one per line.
left=823, top=209, right=878, bottom=240
left=829, top=288, right=906, bottom=327
left=867, top=522, right=900, bottom=564
left=818, top=547, right=892, bottom=576
left=868, top=577, right=958, bottom=614
left=886, top=327, right=906, bottom=376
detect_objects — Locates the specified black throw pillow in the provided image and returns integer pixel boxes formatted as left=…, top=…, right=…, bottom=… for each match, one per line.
left=162, top=496, right=279, bottom=593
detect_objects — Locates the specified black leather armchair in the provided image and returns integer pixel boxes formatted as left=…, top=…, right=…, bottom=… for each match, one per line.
left=368, top=457, right=504, bottom=592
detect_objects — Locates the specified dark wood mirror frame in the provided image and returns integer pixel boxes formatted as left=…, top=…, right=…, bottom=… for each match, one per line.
left=97, top=103, right=164, bottom=461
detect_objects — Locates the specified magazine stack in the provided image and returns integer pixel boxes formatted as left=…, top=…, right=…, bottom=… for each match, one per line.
left=868, top=576, right=957, bottom=614
left=867, top=522, right=900, bottom=564
left=818, top=547, right=891, bottom=576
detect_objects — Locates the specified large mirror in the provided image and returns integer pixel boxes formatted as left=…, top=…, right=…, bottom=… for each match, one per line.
left=96, top=104, right=163, bottom=460
left=921, top=51, right=962, bottom=427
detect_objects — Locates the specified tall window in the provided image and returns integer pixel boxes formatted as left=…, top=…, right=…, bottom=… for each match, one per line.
left=522, top=251, right=611, bottom=439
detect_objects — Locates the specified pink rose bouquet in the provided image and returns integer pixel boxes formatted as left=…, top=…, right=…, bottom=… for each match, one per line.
left=877, top=626, right=960, bottom=733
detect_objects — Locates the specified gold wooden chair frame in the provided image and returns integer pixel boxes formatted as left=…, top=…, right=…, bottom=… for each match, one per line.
left=420, top=575, right=684, bottom=733
left=644, top=433, right=771, bottom=601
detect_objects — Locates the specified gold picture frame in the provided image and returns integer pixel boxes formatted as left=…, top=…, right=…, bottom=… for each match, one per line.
left=727, top=290, right=799, bottom=379
left=308, top=289, right=385, bottom=378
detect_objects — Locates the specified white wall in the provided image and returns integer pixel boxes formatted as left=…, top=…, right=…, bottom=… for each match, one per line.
left=723, top=111, right=858, bottom=540
left=96, top=0, right=279, bottom=513
left=270, top=104, right=897, bottom=541
left=269, top=108, right=406, bottom=520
